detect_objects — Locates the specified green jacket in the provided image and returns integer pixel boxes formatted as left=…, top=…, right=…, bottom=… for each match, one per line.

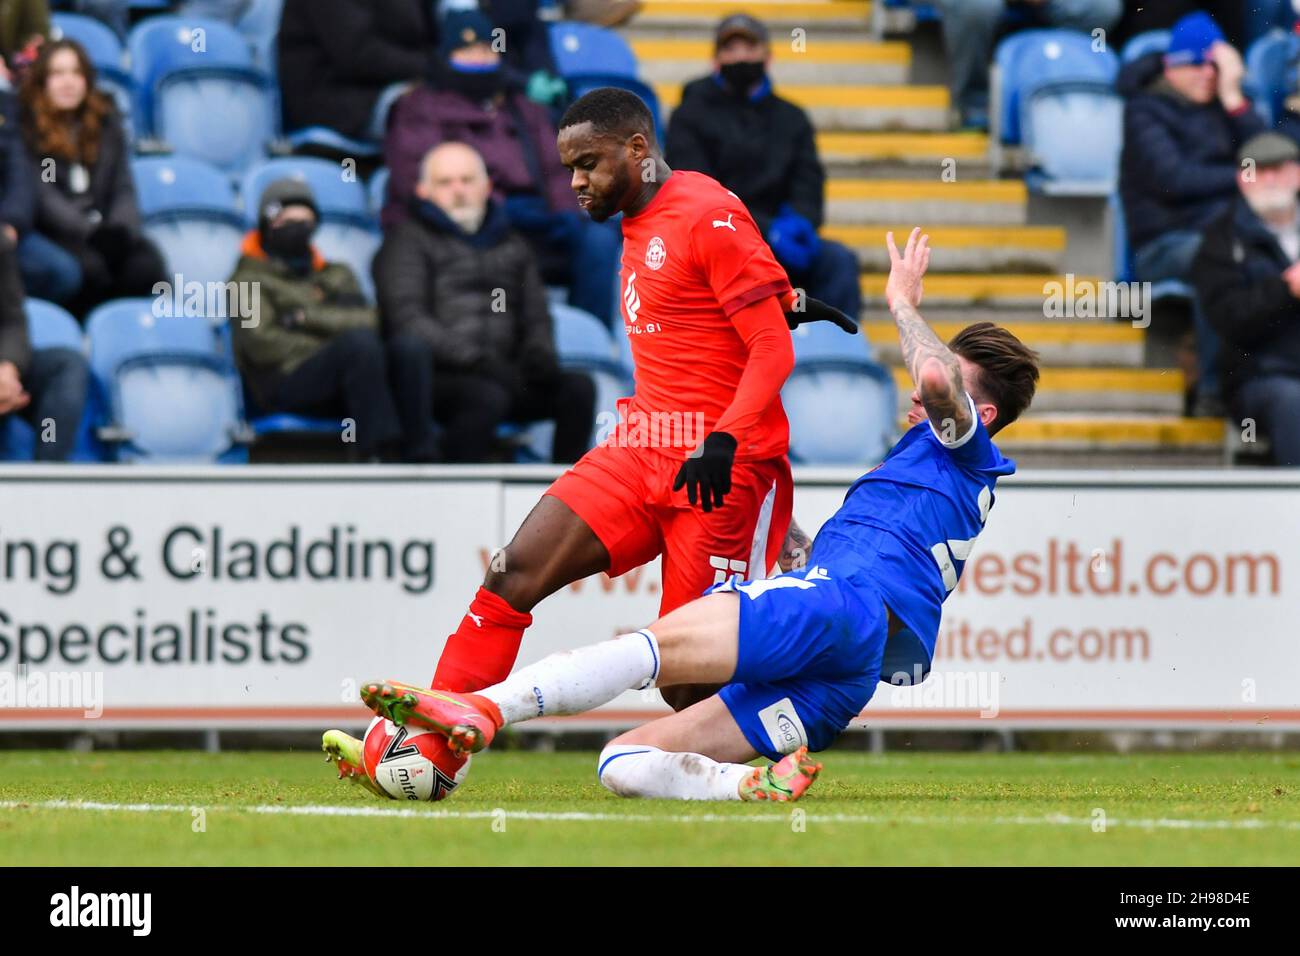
left=229, top=240, right=377, bottom=402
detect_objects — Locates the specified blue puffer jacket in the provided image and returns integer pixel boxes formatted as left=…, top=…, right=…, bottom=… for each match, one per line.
left=1119, top=51, right=1266, bottom=252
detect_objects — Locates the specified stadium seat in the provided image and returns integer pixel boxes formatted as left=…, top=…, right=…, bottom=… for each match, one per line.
left=235, top=0, right=283, bottom=73
left=133, top=156, right=246, bottom=289
left=242, top=157, right=380, bottom=301
left=1245, top=28, right=1298, bottom=125
left=552, top=301, right=620, bottom=367
left=85, top=298, right=251, bottom=463
left=128, top=16, right=275, bottom=172
left=791, top=319, right=875, bottom=365
left=0, top=300, right=97, bottom=462
left=367, top=167, right=389, bottom=218
left=548, top=21, right=638, bottom=81
left=782, top=360, right=897, bottom=466
left=992, top=30, right=1121, bottom=194
left=1111, top=192, right=1196, bottom=306
left=1121, top=29, right=1170, bottom=63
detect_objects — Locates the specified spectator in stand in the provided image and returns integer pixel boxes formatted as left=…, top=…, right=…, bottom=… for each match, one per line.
left=231, top=179, right=439, bottom=463
left=1119, top=11, right=1264, bottom=410
left=381, top=8, right=620, bottom=327
left=934, top=0, right=1122, bottom=127
left=1, top=87, right=75, bottom=304
left=19, top=38, right=165, bottom=319
left=665, top=14, right=861, bottom=326
left=278, top=0, right=436, bottom=144
left=1193, top=132, right=1300, bottom=466
left=0, top=228, right=88, bottom=461
left=373, top=141, right=595, bottom=463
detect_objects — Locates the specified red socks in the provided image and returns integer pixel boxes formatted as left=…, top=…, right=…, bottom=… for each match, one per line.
left=431, top=587, right=533, bottom=692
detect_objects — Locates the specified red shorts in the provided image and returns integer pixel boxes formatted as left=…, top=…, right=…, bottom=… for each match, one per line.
left=546, top=440, right=794, bottom=616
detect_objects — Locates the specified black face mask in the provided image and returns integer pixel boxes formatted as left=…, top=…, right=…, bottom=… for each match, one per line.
left=263, top=221, right=314, bottom=263
left=434, top=58, right=506, bottom=102
left=719, top=59, right=765, bottom=96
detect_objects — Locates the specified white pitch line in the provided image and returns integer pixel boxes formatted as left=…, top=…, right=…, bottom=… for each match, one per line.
left=2, top=799, right=1299, bottom=831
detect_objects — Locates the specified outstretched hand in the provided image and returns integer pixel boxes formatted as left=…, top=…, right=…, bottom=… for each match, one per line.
left=782, top=293, right=859, bottom=334
left=884, top=227, right=931, bottom=312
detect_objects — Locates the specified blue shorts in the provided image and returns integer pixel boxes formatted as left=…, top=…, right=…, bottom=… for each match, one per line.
left=709, top=563, right=888, bottom=761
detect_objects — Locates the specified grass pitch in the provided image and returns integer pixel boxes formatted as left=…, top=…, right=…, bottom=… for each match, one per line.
left=1, top=749, right=1297, bottom=866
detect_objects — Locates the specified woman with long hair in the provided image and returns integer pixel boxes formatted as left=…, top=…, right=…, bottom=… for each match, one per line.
left=19, top=39, right=165, bottom=318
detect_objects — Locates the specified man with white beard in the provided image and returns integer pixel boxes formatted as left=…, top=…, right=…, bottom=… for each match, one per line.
left=1193, top=132, right=1300, bottom=466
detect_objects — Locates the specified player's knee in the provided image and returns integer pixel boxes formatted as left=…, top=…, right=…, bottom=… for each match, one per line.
left=481, top=545, right=542, bottom=607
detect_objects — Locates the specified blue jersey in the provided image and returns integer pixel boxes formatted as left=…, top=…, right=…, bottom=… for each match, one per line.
left=810, top=397, right=1015, bottom=662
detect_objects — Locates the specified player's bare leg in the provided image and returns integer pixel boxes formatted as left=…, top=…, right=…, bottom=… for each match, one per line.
left=432, top=494, right=611, bottom=691
left=364, top=592, right=822, bottom=800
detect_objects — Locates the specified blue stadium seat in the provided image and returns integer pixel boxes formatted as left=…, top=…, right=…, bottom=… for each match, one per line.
left=129, top=16, right=275, bottom=172
left=242, top=157, right=379, bottom=300
left=241, top=157, right=372, bottom=227
left=1245, top=28, right=1298, bottom=125
left=368, top=167, right=389, bottom=218
left=791, top=320, right=874, bottom=364
left=133, top=156, right=246, bottom=288
left=782, top=361, right=897, bottom=466
left=236, top=0, right=283, bottom=72
left=1121, top=29, right=1170, bottom=63
left=563, top=74, right=665, bottom=146
left=548, top=21, right=638, bottom=80
left=994, top=30, right=1121, bottom=194
left=1111, top=192, right=1196, bottom=305
left=86, top=298, right=250, bottom=463
left=284, top=126, right=384, bottom=158
left=552, top=301, right=618, bottom=366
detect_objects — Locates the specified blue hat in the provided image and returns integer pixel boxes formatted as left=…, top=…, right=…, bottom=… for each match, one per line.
left=1165, top=11, right=1224, bottom=67
left=439, top=9, right=496, bottom=58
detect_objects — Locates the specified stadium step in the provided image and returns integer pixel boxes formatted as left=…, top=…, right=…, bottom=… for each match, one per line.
left=828, top=224, right=1064, bottom=273
left=864, top=320, right=1145, bottom=367
left=631, top=37, right=909, bottom=85
left=888, top=367, right=1184, bottom=415
left=816, top=131, right=992, bottom=177
left=859, top=273, right=1104, bottom=308
left=656, top=82, right=950, bottom=131
left=826, top=180, right=1026, bottom=225
left=636, top=0, right=873, bottom=31
left=993, top=415, right=1225, bottom=466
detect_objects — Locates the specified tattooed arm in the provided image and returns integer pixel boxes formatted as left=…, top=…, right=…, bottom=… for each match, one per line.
left=884, top=228, right=974, bottom=440
left=777, top=518, right=812, bottom=573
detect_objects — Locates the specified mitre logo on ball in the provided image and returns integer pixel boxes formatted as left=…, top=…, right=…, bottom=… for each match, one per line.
left=644, top=236, right=666, bottom=270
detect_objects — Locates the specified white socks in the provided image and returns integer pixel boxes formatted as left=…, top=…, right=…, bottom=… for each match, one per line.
left=597, top=745, right=749, bottom=801
left=480, top=629, right=660, bottom=725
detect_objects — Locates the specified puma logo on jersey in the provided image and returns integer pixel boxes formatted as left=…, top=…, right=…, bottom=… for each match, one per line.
left=467, top=611, right=483, bottom=627
left=623, top=269, right=640, bottom=323
left=712, top=213, right=736, bottom=231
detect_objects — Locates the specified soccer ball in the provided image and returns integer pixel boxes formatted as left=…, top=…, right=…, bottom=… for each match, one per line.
left=362, top=716, right=471, bottom=801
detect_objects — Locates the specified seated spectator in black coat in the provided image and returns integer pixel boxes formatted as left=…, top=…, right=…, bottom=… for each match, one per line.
left=1193, top=133, right=1300, bottom=467
left=373, top=142, right=596, bottom=463
left=0, top=228, right=88, bottom=462
left=665, top=14, right=861, bottom=328
left=231, top=179, right=438, bottom=463
left=277, top=0, right=436, bottom=143
left=18, top=39, right=166, bottom=319
left=1118, top=11, right=1263, bottom=409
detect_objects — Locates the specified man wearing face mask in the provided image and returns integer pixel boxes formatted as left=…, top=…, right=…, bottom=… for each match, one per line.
left=373, top=141, right=596, bottom=463
left=665, top=14, right=861, bottom=326
left=230, top=179, right=439, bottom=463
left=1193, top=133, right=1300, bottom=467
left=381, top=9, right=621, bottom=327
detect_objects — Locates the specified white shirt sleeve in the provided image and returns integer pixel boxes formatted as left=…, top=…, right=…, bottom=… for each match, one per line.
left=927, top=392, right=980, bottom=448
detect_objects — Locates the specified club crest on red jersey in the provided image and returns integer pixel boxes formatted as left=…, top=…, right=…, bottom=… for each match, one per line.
left=645, top=236, right=666, bottom=270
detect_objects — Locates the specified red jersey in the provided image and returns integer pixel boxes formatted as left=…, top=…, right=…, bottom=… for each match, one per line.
left=617, top=169, right=793, bottom=461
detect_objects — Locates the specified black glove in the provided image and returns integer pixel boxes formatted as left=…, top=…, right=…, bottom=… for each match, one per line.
left=783, top=295, right=859, bottom=334
left=673, top=431, right=737, bottom=513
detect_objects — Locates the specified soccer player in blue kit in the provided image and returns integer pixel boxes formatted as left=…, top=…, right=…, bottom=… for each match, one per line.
left=356, top=229, right=1041, bottom=801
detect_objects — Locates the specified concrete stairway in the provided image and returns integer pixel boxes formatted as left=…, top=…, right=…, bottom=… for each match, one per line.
left=620, top=0, right=1225, bottom=467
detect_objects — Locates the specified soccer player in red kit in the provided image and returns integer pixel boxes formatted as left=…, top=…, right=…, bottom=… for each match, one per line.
left=323, top=88, right=860, bottom=788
